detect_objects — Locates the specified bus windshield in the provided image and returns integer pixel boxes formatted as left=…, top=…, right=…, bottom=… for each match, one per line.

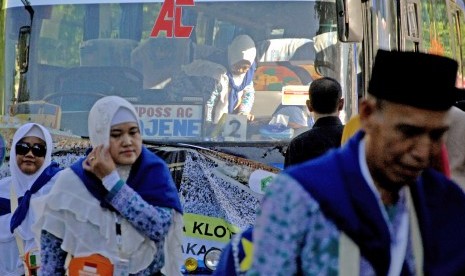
left=2, top=0, right=356, bottom=148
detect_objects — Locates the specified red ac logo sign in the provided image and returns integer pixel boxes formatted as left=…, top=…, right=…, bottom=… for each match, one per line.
left=151, top=0, right=194, bottom=38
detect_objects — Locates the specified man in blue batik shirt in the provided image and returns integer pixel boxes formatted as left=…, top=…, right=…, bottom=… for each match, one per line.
left=247, top=50, right=465, bottom=275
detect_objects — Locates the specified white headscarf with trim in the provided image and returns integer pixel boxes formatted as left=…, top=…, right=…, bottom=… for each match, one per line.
left=0, top=123, right=54, bottom=268
left=10, top=123, right=53, bottom=196
left=228, top=34, right=256, bottom=68
left=88, top=96, right=140, bottom=148
left=10, top=123, right=54, bottom=244
left=33, top=96, right=183, bottom=274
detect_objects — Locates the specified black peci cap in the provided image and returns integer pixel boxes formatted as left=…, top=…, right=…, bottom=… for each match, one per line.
left=368, top=49, right=459, bottom=111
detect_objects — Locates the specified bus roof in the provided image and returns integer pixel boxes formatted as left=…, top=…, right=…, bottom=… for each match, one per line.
left=5, top=0, right=330, bottom=8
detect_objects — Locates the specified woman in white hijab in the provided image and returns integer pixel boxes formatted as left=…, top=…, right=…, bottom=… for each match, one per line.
left=32, top=96, right=183, bottom=276
left=166, top=34, right=257, bottom=125
left=211, top=34, right=257, bottom=123
left=0, top=123, right=62, bottom=276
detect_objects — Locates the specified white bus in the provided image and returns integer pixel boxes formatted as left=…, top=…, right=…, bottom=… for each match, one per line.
left=1, top=0, right=464, bottom=273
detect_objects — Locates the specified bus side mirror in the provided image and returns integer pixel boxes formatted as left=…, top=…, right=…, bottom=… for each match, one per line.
left=336, top=0, right=363, bottom=42
left=18, top=26, right=31, bottom=73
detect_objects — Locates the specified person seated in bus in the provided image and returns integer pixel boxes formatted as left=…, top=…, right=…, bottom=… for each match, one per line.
left=32, top=96, right=183, bottom=275
left=271, top=104, right=314, bottom=132
left=259, top=104, right=314, bottom=140
left=166, top=34, right=257, bottom=126
left=0, top=123, right=63, bottom=276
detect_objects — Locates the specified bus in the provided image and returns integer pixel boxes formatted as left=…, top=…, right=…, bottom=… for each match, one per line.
left=0, top=0, right=464, bottom=273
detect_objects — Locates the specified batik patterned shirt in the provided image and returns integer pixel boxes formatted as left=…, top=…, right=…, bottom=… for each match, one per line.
left=247, top=173, right=415, bottom=276
left=39, top=184, right=172, bottom=276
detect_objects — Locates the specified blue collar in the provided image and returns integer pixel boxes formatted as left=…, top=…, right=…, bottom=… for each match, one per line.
left=227, top=62, right=256, bottom=113
left=71, top=146, right=182, bottom=213
left=287, top=131, right=465, bottom=274
left=10, top=162, right=63, bottom=233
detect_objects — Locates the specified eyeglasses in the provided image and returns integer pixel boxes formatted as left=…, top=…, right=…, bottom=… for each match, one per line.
left=15, top=143, right=47, bottom=157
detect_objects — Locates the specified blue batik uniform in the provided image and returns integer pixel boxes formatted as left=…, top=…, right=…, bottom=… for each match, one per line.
left=247, top=131, right=465, bottom=275
left=0, top=162, right=62, bottom=276
left=34, top=146, right=183, bottom=275
left=215, top=227, right=253, bottom=276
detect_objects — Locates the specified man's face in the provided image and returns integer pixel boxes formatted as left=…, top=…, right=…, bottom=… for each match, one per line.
left=361, top=99, right=451, bottom=187
left=109, top=122, right=142, bottom=165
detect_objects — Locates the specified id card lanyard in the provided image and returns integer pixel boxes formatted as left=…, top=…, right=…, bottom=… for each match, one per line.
left=114, top=213, right=130, bottom=276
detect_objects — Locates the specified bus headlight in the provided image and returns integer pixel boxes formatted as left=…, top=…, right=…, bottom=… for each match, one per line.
left=184, top=257, right=198, bottom=272
left=204, top=248, right=222, bottom=271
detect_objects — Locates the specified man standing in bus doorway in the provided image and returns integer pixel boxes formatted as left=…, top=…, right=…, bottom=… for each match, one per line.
left=247, top=50, right=465, bottom=275
left=284, top=77, right=344, bottom=168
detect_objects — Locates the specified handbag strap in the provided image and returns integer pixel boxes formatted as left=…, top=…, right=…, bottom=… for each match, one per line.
left=9, top=183, right=25, bottom=257
left=339, top=232, right=360, bottom=276
left=338, top=187, right=424, bottom=275
left=10, top=183, right=30, bottom=276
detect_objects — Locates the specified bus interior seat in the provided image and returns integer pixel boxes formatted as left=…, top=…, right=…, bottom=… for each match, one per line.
left=49, top=54, right=143, bottom=136
left=80, top=38, right=139, bottom=67
left=290, top=41, right=316, bottom=61
left=42, top=92, right=106, bottom=136
left=192, top=43, right=224, bottom=61
left=213, top=25, right=235, bottom=49
left=53, top=66, right=143, bottom=96
left=54, top=38, right=143, bottom=96
left=290, top=42, right=320, bottom=80
left=131, top=37, right=191, bottom=89
left=312, top=31, right=339, bottom=78
left=258, top=38, right=313, bottom=62
left=252, top=38, right=315, bottom=120
left=254, top=38, right=315, bottom=91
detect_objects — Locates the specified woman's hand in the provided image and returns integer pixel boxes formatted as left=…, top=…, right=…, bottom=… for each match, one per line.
left=83, top=145, right=116, bottom=180
left=239, top=112, right=255, bottom=121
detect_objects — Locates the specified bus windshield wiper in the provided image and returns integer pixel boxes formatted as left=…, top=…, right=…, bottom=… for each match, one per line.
left=21, top=0, right=34, bottom=25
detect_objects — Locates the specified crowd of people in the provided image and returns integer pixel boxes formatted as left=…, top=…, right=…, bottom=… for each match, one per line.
left=1, top=48, right=465, bottom=275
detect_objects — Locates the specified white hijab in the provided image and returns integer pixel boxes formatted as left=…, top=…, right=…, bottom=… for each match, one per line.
left=89, top=97, right=184, bottom=275
left=2, top=123, right=54, bottom=250
left=88, top=96, right=139, bottom=180
left=32, top=97, right=160, bottom=273
left=228, top=34, right=257, bottom=69
left=88, top=96, right=139, bottom=148
left=10, top=123, right=53, bottom=196
left=212, top=35, right=257, bottom=123
left=89, top=96, right=184, bottom=275
left=228, top=34, right=256, bottom=83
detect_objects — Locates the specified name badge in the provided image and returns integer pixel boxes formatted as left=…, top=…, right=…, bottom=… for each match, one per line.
left=114, top=258, right=130, bottom=276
